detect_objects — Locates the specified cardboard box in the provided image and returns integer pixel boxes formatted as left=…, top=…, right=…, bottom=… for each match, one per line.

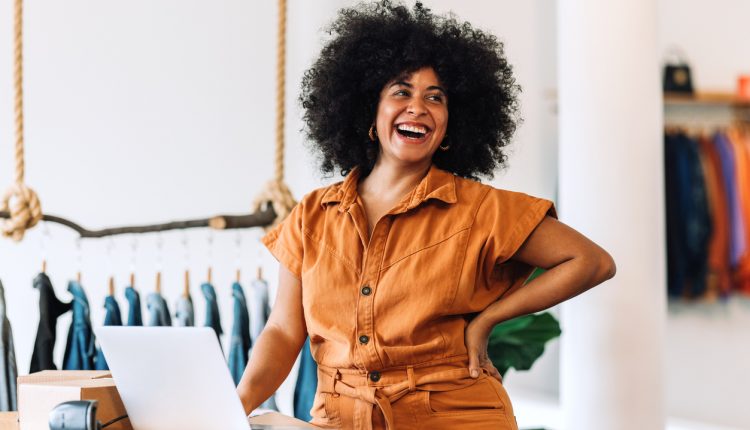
left=18, top=376, right=131, bottom=430
left=16, top=370, right=111, bottom=385
left=0, top=412, right=18, bottom=430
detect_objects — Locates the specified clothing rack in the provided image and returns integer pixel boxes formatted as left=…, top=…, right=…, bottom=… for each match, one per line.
left=664, top=91, right=750, bottom=300
left=0, top=206, right=276, bottom=238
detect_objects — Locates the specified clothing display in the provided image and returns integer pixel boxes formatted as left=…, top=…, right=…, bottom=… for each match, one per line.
left=262, top=165, right=553, bottom=429
left=95, top=295, right=123, bottom=370
left=63, top=281, right=96, bottom=370
left=0, top=281, right=17, bottom=412
left=174, top=295, right=195, bottom=327
left=228, top=282, right=251, bottom=386
left=146, top=292, right=172, bottom=327
left=201, top=283, right=223, bottom=343
left=664, top=129, right=750, bottom=299
left=30, top=273, right=71, bottom=372
left=124, top=286, right=143, bottom=326
left=248, top=278, right=271, bottom=345
left=293, top=338, right=316, bottom=421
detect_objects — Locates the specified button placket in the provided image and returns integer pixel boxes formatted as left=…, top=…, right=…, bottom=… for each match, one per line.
left=355, top=217, right=390, bottom=370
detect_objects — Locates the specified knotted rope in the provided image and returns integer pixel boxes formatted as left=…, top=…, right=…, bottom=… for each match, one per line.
left=253, top=0, right=296, bottom=230
left=2, top=0, right=42, bottom=241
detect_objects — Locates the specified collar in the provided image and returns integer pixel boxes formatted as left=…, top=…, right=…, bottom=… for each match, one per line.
left=321, top=164, right=458, bottom=213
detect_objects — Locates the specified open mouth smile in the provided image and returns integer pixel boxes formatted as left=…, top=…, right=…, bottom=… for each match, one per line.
left=395, top=123, right=431, bottom=141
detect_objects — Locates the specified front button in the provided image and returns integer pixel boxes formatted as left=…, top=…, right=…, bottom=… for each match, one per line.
left=361, top=285, right=372, bottom=296
left=369, top=371, right=381, bottom=382
left=359, top=335, right=369, bottom=344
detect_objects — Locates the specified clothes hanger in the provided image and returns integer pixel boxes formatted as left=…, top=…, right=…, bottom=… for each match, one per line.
left=108, top=276, right=115, bottom=297
left=155, top=272, right=162, bottom=295
left=183, top=270, right=190, bottom=298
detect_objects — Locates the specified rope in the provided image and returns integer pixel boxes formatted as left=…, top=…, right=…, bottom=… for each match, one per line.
left=253, top=0, right=296, bottom=230
left=1, top=0, right=43, bottom=241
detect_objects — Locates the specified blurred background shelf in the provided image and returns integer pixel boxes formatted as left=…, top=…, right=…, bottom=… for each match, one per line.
left=664, top=91, right=750, bottom=106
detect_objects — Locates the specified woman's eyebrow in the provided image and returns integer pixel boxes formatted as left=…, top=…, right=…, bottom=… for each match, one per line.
left=428, top=85, right=447, bottom=94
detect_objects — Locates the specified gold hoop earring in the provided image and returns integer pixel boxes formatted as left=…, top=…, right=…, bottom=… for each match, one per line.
left=439, top=135, right=449, bottom=151
left=368, top=125, right=377, bottom=142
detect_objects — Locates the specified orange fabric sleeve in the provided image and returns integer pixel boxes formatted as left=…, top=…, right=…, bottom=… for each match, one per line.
left=261, top=200, right=305, bottom=278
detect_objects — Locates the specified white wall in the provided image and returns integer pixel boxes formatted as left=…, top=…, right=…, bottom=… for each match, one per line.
left=0, top=0, right=559, bottom=416
left=658, top=1, right=750, bottom=427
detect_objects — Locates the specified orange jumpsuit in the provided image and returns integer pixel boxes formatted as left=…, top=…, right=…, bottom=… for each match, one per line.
left=263, top=165, right=555, bottom=429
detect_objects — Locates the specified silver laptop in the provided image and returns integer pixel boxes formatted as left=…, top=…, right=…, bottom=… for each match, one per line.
left=97, top=326, right=252, bottom=430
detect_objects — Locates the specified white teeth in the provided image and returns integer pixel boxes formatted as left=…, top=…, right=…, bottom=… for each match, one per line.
left=397, top=124, right=427, bottom=134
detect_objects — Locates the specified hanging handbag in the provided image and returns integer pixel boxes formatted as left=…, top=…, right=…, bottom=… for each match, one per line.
left=663, top=47, right=694, bottom=94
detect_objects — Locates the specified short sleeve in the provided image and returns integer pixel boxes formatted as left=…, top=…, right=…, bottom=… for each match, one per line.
left=477, top=188, right=557, bottom=270
left=261, top=200, right=305, bottom=278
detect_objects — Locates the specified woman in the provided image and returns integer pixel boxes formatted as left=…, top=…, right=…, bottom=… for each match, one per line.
left=237, top=2, right=615, bottom=429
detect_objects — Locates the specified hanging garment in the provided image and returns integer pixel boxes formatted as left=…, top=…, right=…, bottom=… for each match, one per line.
left=293, top=338, right=317, bottom=421
left=713, top=132, right=745, bottom=269
left=228, top=282, right=251, bottom=386
left=697, top=136, right=732, bottom=297
left=0, top=280, right=17, bottom=411
left=94, top=295, right=123, bottom=370
left=174, top=295, right=195, bottom=327
left=124, top=286, right=143, bottom=326
left=664, top=132, right=711, bottom=298
left=249, top=277, right=276, bottom=409
left=63, top=281, right=96, bottom=370
left=201, top=283, right=222, bottom=343
left=30, top=273, right=71, bottom=372
left=726, top=129, right=750, bottom=294
left=248, top=278, right=271, bottom=344
left=146, top=292, right=172, bottom=327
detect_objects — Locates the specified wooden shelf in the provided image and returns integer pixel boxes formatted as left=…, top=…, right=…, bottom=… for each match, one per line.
left=664, top=91, right=750, bottom=106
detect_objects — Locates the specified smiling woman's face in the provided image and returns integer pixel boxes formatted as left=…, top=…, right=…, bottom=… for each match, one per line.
left=374, top=67, right=449, bottom=167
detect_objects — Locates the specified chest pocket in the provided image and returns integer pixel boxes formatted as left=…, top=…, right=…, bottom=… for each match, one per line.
left=378, top=224, right=471, bottom=314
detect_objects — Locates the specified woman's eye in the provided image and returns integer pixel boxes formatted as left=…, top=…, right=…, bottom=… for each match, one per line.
left=428, top=94, right=444, bottom=102
left=394, top=89, right=409, bottom=96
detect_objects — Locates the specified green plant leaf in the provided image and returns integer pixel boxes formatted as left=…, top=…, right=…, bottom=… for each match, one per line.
left=488, top=311, right=561, bottom=377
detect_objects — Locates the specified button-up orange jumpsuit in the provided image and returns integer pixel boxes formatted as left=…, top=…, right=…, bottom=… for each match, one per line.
left=262, top=165, right=555, bottom=429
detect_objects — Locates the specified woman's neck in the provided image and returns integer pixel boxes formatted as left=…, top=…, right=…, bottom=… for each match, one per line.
left=359, top=159, right=431, bottom=201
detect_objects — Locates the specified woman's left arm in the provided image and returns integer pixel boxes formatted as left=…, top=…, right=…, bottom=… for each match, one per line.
left=466, top=216, right=616, bottom=379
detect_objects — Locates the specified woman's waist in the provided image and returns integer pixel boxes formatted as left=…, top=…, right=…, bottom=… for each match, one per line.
left=317, top=354, right=470, bottom=387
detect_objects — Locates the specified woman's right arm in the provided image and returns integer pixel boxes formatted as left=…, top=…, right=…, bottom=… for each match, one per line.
left=236, top=265, right=307, bottom=414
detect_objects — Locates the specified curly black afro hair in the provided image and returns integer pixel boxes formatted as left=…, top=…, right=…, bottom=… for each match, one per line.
left=300, top=0, right=520, bottom=180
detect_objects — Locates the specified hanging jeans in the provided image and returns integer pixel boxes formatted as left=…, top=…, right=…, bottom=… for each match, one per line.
left=228, top=282, right=251, bottom=386
left=146, top=292, right=172, bottom=327
left=63, top=281, right=96, bottom=370
left=174, top=295, right=195, bottom=327
left=124, top=286, right=143, bottom=326
left=0, top=280, right=17, bottom=411
left=95, top=295, right=123, bottom=370
left=30, top=273, right=71, bottom=372
left=201, top=283, right=223, bottom=344
left=294, top=338, right=317, bottom=421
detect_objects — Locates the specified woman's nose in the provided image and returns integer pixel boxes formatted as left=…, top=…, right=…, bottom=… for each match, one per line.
left=407, top=98, right=427, bottom=116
